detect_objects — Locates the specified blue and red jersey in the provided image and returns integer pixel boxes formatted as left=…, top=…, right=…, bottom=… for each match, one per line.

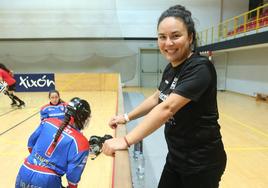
left=24, top=118, right=89, bottom=187
left=40, top=102, right=67, bottom=121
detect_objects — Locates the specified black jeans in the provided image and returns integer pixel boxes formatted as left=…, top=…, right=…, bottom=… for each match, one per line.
left=158, top=162, right=226, bottom=188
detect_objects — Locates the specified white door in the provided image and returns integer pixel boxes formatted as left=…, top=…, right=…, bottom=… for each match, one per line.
left=214, top=53, right=227, bottom=91
left=140, top=49, right=169, bottom=87
left=158, top=52, right=169, bottom=85
left=140, top=49, right=158, bottom=87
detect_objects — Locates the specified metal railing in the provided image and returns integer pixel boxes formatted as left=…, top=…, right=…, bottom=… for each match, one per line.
left=197, top=3, right=268, bottom=46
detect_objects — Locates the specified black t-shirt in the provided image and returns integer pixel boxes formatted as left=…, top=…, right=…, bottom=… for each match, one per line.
left=158, top=53, right=226, bottom=174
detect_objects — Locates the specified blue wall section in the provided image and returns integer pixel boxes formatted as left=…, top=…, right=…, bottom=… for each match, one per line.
left=123, top=92, right=167, bottom=188
left=14, top=73, right=55, bottom=92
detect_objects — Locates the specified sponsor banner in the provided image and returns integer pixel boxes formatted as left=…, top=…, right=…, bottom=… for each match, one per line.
left=14, top=73, right=55, bottom=92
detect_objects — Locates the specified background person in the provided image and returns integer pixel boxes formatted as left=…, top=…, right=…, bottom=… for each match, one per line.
left=0, top=63, right=25, bottom=108
left=40, top=90, right=67, bottom=121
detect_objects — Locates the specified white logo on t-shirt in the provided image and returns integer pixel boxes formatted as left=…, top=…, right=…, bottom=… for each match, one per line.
left=170, top=77, right=178, bottom=89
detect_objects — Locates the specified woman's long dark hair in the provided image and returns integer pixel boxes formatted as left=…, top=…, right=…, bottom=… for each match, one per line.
left=52, top=98, right=90, bottom=146
left=52, top=114, right=71, bottom=146
left=49, top=90, right=65, bottom=104
left=0, top=63, right=10, bottom=73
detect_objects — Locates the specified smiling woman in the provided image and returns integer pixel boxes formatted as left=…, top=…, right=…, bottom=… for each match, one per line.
left=102, top=4, right=226, bottom=188
left=157, top=18, right=193, bottom=67
left=157, top=5, right=197, bottom=67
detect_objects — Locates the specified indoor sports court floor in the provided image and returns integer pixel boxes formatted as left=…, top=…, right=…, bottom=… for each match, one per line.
left=0, top=89, right=268, bottom=187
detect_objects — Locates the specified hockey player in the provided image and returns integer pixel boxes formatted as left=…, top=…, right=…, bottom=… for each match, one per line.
left=0, top=63, right=25, bottom=108
left=16, top=97, right=91, bottom=188
left=40, top=90, right=67, bottom=121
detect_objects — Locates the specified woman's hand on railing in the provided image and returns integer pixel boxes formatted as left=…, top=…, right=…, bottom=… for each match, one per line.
left=108, top=114, right=127, bottom=129
left=102, top=137, right=128, bottom=156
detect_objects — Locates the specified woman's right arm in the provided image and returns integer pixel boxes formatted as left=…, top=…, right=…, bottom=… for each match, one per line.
left=27, top=121, right=44, bottom=153
left=108, top=90, right=160, bottom=128
left=66, top=148, right=89, bottom=188
left=40, top=107, right=48, bottom=120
